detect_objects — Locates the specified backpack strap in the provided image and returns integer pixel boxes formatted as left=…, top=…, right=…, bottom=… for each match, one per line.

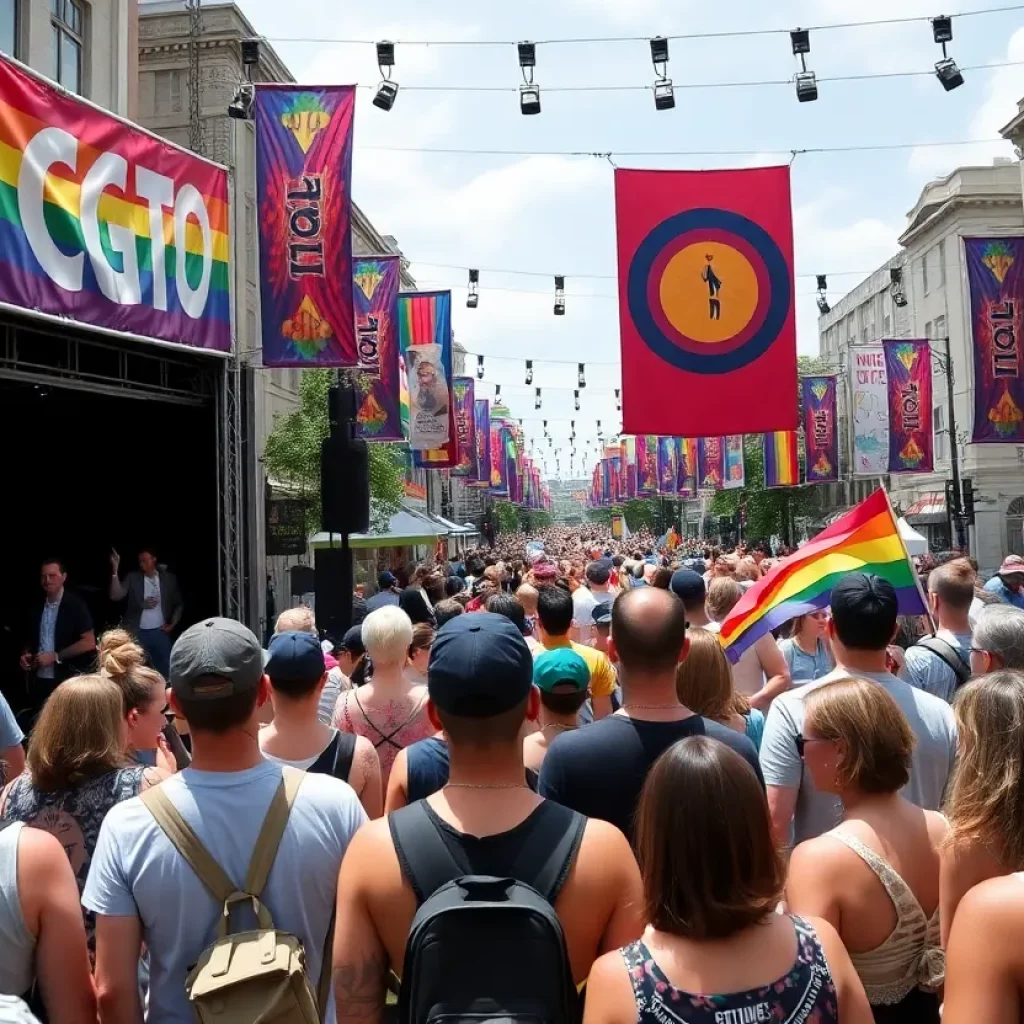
left=389, top=801, right=468, bottom=905
left=332, top=732, right=357, bottom=782
left=529, top=808, right=586, bottom=904
left=915, top=635, right=971, bottom=686
left=244, top=766, right=304, bottom=897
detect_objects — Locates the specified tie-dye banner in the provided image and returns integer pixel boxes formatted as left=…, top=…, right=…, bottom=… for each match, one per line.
left=489, top=415, right=508, bottom=495
left=965, top=238, right=1024, bottom=443
left=801, top=376, right=839, bottom=483
left=697, top=437, right=725, bottom=490
left=657, top=436, right=678, bottom=495
left=636, top=435, right=658, bottom=495
left=623, top=437, right=638, bottom=498
left=723, top=435, right=745, bottom=490
left=451, top=377, right=476, bottom=477
left=353, top=256, right=402, bottom=440
left=399, top=291, right=453, bottom=453
left=471, top=399, right=491, bottom=486
left=884, top=339, right=933, bottom=474
left=677, top=438, right=698, bottom=497
left=255, top=84, right=356, bottom=367
left=0, top=56, right=230, bottom=352
left=763, top=430, right=800, bottom=488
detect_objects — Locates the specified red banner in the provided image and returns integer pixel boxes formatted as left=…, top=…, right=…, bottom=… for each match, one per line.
left=883, top=340, right=933, bottom=474
left=616, top=166, right=797, bottom=437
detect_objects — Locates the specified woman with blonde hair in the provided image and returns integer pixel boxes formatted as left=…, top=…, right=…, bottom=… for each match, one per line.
left=779, top=611, right=834, bottom=683
left=787, top=678, right=945, bottom=1023
left=676, top=628, right=764, bottom=749
left=0, top=677, right=160, bottom=954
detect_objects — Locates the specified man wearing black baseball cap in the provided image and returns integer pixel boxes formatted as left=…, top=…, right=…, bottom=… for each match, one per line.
left=760, top=573, right=957, bottom=847
left=334, top=613, right=643, bottom=1009
left=366, top=571, right=401, bottom=613
left=84, top=618, right=368, bottom=1022
left=669, top=568, right=711, bottom=628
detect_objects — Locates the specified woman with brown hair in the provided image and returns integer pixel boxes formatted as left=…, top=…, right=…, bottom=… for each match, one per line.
left=786, top=678, right=945, bottom=1023
left=404, top=622, right=435, bottom=686
left=676, top=628, right=764, bottom=749
left=584, top=736, right=872, bottom=1024
left=0, top=677, right=160, bottom=953
left=778, top=611, right=834, bottom=683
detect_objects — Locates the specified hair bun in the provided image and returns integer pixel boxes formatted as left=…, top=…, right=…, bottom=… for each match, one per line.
left=98, top=629, right=145, bottom=678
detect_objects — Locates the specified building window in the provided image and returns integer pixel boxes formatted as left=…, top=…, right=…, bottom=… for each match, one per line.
left=935, top=404, right=946, bottom=462
left=922, top=255, right=929, bottom=296
left=934, top=314, right=946, bottom=340
left=0, top=0, right=17, bottom=57
left=937, top=239, right=945, bottom=289
left=51, top=0, right=83, bottom=94
left=883, top=313, right=891, bottom=337
left=153, top=69, right=182, bottom=115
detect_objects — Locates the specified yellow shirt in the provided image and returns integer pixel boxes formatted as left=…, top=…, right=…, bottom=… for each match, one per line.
left=535, top=635, right=617, bottom=698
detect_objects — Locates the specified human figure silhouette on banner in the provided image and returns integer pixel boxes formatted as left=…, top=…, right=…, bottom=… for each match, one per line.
left=702, top=254, right=722, bottom=320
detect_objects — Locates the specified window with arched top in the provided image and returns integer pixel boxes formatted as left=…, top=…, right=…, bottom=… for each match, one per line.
left=1008, top=497, right=1024, bottom=557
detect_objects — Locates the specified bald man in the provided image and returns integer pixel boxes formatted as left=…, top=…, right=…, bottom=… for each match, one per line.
left=538, top=587, right=763, bottom=842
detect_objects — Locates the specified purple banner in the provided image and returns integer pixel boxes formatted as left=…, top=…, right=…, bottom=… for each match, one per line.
left=657, top=437, right=678, bottom=495
left=677, top=438, right=697, bottom=497
left=489, top=416, right=507, bottom=495
left=965, top=238, right=1024, bottom=443
left=472, top=399, right=491, bottom=486
left=697, top=436, right=725, bottom=490
left=801, top=376, right=839, bottom=483
left=601, top=459, right=613, bottom=506
left=610, top=455, right=623, bottom=503
left=884, top=339, right=934, bottom=473
left=353, top=256, right=402, bottom=440
left=636, top=435, right=658, bottom=495
left=255, top=85, right=356, bottom=367
left=451, top=377, right=476, bottom=476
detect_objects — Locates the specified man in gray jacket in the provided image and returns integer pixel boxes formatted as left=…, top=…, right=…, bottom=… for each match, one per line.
left=109, top=547, right=183, bottom=678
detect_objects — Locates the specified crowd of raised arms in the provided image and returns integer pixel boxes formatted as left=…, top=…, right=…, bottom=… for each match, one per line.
left=2, top=530, right=1024, bottom=1024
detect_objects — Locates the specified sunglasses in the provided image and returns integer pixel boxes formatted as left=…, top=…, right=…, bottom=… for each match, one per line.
left=794, top=735, right=829, bottom=757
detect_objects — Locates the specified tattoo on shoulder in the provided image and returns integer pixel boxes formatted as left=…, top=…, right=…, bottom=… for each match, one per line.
left=333, top=952, right=387, bottom=1024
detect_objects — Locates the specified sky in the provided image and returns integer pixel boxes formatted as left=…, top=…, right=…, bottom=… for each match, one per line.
left=231, top=0, right=1024, bottom=481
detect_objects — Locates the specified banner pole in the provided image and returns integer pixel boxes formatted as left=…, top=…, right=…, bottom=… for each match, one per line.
left=882, top=486, right=936, bottom=634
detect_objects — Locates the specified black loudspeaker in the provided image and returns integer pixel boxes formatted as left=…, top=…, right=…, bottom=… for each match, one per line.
left=315, top=546, right=352, bottom=639
left=320, top=434, right=370, bottom=535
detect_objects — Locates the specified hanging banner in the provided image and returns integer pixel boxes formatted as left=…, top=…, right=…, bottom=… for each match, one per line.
left=255, top=84, right=356, bottom=367
left=965, top=238, right=1024, bottom=442
left=850, top=346, right=889, bottom=476
left=472, top=399, right=491, bottom=485
left=505, top=427, right=521, bottom=503
left=801, top=376, right=839, bottom=483
left=610, top=454, right=623, bottom=503
left=883, top=339, right=934, bottom=474
left=724, top=434, right=746, bottom=489
left=398, top=291, right=452, bottom=451
left=451, top=377, right=476, bottom=477
left=601, top=459, right=613, bottom=506
left=657, top=436, right=678, bottom=495
left=636, top=436, right=658, bottom=495
left=489, top=415, right=508, bottom=495
left=616, top=165, right=797, bottom=437
left=353, top=256, right=402, bottom=440
left=0, top=56, right=230, bottom=352
left=763, top=430, right=800, bottom=488
left=697, top=437, right=725, bottom=490
left=678, top=438, right=698, bottom=497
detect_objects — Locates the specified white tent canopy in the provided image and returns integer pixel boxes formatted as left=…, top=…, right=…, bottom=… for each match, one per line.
left=897, top=517, right=929, bottom=557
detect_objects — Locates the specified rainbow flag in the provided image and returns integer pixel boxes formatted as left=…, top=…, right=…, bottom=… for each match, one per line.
left=763, top=430, right=799, bottom=487
left=719, top=489, right=927, bottom=663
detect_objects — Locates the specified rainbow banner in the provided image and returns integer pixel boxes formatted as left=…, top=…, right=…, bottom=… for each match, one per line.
left=399, top=291, right=453, bottom=456
left=697, top=436, right=725, bottom=490
left=678, top=438, right=697, bottom=497
left=719, top=489, right=927, bottom=663
left=624, top=437, right=638, bottom=498
left=883, top=339, right=933, bottom=474
left=763, top=430, right=799, bottom=487
left=724, top=434, right=745, bottom=489
left=0, top=56, right=230, bottom=352
left=353, top=255, right=401, bottom=440
left=255, top=85, right=356, bottom=367
left=657, top=436, right=678, bottom=495
left=472, top=399, right=491, bottom=485
left=451, top=377, right=476, bottom=477
left=637, top=435, right=658, bottom=495
left=965, top=238, right=1024, bottom=443
left=801, top=376, right=839, bottom=483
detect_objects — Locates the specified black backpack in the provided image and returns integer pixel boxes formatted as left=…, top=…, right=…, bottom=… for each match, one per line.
left=389, top=801, right=586, bottom=1024
left=308, top=731, right=357, bottom=782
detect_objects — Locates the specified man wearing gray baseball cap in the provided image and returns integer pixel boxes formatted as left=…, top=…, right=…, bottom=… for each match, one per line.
left=84, top=617, right=367, bottom=1024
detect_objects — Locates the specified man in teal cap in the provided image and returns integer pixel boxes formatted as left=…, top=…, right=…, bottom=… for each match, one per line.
left=524, top=648, right=591, bottom=774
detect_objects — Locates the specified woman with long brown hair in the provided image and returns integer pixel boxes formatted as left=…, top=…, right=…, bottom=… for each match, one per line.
left=778, top=611, right=834, bottom=683
left=584, top=736, right=872, bottom=1024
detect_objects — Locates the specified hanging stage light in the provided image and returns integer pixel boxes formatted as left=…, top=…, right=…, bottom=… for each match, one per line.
left=815, top=274, right=830, bottom=315
left=578, top=363, right=587, bottom=388
left=476, top=355, right=484, bottom=379
left=517, top=40, right=540, bottom=115
left=518, top=41, right=536, bottom=69
left=373, top=40, right=399, bottom=111
left=649, top=36, right=674, bottom=110
left=932, top=15, right=953, bottom=43
left=570, top=419, right=575, bottom=430
left=890, top=267, right=909, bottom=308
left=816, top=274, right=827, bottom=291
left=467, top=269, right=479, bottom=309
left=554, top=276, right=566, bottom=316
left=535, top=388, right=542, bottom=410
left=495, top=384, right=502, bottom=398
left=790, top=28, right=810, bottom=54
left=615, top=388, right=622, bottom=412
left=227, top=83, right=255, bottom=120
left=790, top=28, right=818, bottom=102
left=525, top=360, right=533, bottom=385
left=574, top=390, right=580, bottom=411
left=931, top=17, right=963, bottom=90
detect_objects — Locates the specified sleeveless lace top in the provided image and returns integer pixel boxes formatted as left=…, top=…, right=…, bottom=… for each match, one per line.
left=824, top=830, right=944, bottom=1004
left=622, top=915, right=838, bottom=1024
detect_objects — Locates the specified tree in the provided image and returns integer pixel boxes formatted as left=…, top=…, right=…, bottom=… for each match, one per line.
left=262, top=368, right=406, bottom=534
left=493, top=500, right=521, bottom=534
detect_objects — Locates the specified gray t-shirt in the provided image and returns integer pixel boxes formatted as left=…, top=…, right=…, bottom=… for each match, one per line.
left=899, top=629, right=972, bottom=703
left=759, top=667, right=957, bottom=846
left=82, top=761, right=367, bottom=1023
left=777, top=637, right=834, bottom=684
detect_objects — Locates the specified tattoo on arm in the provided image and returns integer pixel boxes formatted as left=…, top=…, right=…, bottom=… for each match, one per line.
left=333, top=952, right=387, bottom=1024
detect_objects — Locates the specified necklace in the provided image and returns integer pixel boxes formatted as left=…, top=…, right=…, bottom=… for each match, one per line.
left=541, top=723, right=576, bottom=734
left=621, top=703, right=684, bottom=711
left=445, top=782, right=527, bottom=790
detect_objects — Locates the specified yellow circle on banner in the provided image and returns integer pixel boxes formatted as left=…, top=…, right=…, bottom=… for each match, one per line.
left=658, top=242, right=759, bottom=344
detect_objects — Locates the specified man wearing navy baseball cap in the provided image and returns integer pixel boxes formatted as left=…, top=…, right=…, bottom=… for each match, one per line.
left=334, top=613, right=643, bottom=1011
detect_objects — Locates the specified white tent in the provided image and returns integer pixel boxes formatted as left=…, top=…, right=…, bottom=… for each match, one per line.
left=897, top=517, right=928, bottom=557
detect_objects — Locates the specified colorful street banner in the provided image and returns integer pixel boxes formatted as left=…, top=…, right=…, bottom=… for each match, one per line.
left=601, top=459, right=613, bottom=506
left=678, top=438, right=698, bottom=497
left=618, top=443, right=630, bottom=499
left=255, top=85, right=356, bottom=367
left=616, top=165, right=798, bottom=437
left=398, top=291, right=452, bottom=452
left=724, top=434, right=746, bottom=489
left=451, top=377, right=476, bottom=477
left=965, top=238, right=1024, bottom=442
left=489, top=415, right=508, bottom=495
left=653, top=437, right=674, bottom=495
left=850, top=346, right=889, bottom=476
left=0, top=56, right=231, bottom=352
left=624, top=437, right=638, bottom=499
left=472, top=399, right=491, bottom=485
left=801, top=376, right=839, bottom=484
left=637, top=435, right=658, bottom=495
left=353, top=256, right=401, bottom=440
left=763, top=430, right=799, bottom=488
left=697, top=436, right=725, bottom=490
left=884, top=339, right=934, bottom=474
left=505, top=426, right=521, bottom=503
left=610, top=454, right=623, bottom=503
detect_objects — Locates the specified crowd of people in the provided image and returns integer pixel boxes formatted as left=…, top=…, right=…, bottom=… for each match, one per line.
left=1, top=529, right=1024, bottom=1022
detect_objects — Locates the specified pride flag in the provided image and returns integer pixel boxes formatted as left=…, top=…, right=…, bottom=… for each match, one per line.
left=719, top=489, right=927, bottom=663
left=763, top=430, right=799, bottom=487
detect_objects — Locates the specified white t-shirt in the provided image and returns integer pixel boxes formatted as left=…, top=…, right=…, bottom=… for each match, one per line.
left=572, top=587, right=598, bottom=628
left=139, top=574, right=163, bottom=630
left=82, top=761, right=366, bottom=1024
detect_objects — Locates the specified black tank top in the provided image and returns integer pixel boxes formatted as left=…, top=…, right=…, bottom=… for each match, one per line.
left=622, top=916, right=839, bottom=1024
